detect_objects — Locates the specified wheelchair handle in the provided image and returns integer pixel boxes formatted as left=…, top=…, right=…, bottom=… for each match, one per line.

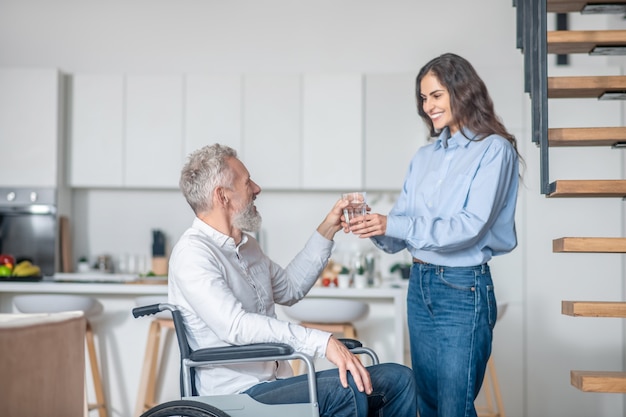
left=132, top=302, right=177, bottom=318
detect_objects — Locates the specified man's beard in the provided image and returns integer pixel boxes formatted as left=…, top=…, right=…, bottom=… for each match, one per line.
left=232, top=200, right=262, bottom=232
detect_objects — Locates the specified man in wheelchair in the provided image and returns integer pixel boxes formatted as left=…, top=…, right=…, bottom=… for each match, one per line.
left=168, top=143, right=417, bottom=417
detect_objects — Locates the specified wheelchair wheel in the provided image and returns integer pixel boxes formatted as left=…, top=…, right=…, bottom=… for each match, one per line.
left=140, top=400, right=232, bottom=417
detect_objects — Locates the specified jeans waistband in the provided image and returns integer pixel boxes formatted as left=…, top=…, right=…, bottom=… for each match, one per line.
left=412, top=258, right=489, bottom=273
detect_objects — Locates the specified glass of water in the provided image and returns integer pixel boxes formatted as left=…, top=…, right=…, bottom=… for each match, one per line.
left=342, top=191, right=367, bottom=230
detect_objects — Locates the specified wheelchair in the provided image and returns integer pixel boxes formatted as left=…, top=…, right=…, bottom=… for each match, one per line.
left=132, top=302, right=379, bottom=417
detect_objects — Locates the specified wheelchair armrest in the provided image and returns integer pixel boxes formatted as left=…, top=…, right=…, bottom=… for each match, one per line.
left=189, top=342, right=294, bottom=362
left=338, top=338, right=363, bottom=349
left=339, top=338, right=379, bottom=365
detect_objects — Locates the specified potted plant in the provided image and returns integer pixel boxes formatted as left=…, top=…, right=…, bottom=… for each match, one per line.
left=337, top=266, right=351, bottom=288
left=77, top=256, right=91, bottom=273
left=390, top=262, right=411, bottom=279
left=353, top=264, right=367, bottom=288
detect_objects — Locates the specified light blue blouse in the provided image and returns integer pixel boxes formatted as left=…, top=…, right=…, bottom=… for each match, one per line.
left=372, top=127, right=519, bottom=267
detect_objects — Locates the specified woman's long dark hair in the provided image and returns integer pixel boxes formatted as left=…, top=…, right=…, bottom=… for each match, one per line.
left=416, top=53, right=520, bottom=157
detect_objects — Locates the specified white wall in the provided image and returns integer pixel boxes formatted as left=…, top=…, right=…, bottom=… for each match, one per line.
left=0, top=1, right=624, bottom=417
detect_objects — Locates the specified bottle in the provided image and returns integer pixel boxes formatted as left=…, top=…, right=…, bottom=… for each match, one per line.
left=151, top=229, right=168, bottom=276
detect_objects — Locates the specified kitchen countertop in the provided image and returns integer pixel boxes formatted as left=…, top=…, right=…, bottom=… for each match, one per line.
left=0, top=278, right=169, bottom=295
left=0, top=277, right=408, bottom=297
left=0, top=277, right=409, bottom=365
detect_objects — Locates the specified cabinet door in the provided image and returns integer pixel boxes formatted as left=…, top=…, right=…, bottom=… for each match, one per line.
left=364, top=74, right=426, bottom=190
left=0, top=69, right=60, bottom=187
left=242, top=74, right=301, bottom=189
left=302, top=74, right=363, bottom=190
left=125, top=75, right=184, bottom=188
left=69, top=74, right=124, bottom=187
left=184, top=74, right=241, bottom=158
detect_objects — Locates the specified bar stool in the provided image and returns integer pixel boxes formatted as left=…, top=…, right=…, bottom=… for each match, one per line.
left=13, top=294, right=107, bottom=417
left=134, top=296, right=174, bottom=416
left=476, top=303, right=509, bottom=417
left=282, top=298, right=370, bottom=374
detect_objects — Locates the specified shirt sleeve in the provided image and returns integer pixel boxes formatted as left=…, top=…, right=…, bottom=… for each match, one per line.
left=385, top=139, right=518, bottom=252
left=271, top=231, right=335, bottom=305
left=169, top=232, right=332, bottom=359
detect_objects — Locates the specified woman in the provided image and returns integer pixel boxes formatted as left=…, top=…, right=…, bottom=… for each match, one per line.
left=348, top=53, right=521, bottom=417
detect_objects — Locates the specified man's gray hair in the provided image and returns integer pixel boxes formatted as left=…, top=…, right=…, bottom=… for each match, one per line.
left=179, top=143, right=237, bottom=214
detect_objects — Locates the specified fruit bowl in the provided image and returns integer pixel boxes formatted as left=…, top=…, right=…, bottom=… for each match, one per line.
left=0, top=275, right=43, bottom=282
left=282, top=298, right=369, bottom=324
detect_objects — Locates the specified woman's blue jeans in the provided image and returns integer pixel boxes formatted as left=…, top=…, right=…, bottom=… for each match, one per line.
left=243, top=363, right=417, bottom=417
left=408, top=263, right=497, bottom=417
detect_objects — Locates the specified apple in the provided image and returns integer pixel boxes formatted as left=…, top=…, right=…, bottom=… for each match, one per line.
left=0, top=265, right=11, bottom=276
left=0, top=254, right=15, bottom=271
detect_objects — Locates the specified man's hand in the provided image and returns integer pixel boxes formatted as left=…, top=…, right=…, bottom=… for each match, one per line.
left=317, top=199, right=350, bottom=240
left=325, top=336, right=373, bottom=394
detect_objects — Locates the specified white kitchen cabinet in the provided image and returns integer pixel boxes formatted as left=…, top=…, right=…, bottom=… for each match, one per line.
left=364, top=73, right=426, bottom=190
left=242, top=74, right=301, bottom=189
left=125, top=75, right=184, bottom=188
left=0, top=69, right=62, bottom=187
left=69, top=74, right=124, bottom=187
left=184, top=74, right=241, bottom=158
left=302, top=74, right=363, bottom=190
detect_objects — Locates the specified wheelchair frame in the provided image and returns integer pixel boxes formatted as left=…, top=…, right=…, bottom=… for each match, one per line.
left=132, top=302, right=378, bottom=417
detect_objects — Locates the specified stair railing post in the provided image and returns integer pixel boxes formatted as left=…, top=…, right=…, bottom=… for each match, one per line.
left=529, top=0, right=550, bottom=194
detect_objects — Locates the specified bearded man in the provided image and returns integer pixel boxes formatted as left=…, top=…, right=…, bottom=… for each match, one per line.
left=168, top=143, right=417, bottom=417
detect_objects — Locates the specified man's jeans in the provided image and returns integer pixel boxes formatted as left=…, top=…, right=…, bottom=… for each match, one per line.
left=408, top=263, right=497, bottom=417
left=243, top=363, right=417, bottom=417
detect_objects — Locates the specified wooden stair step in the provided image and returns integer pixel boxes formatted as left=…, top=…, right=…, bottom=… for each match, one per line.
left=562, top=301, right=626, bottom=317
left=548, top=75, right=626, bottom=99
left=571, top=371, right=626, bottom=393
left=548, top=30, right=626, bottom=54
left=548, top=0, right=626, bottom=13
left=553, top=237, right=626, bottom=253
left=548, top=179, right=626, bottom=197
left=549, top=127, right=626, bottom=147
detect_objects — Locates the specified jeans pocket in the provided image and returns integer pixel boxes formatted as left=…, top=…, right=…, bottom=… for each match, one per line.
left=437, top=268, right=475, bottom=291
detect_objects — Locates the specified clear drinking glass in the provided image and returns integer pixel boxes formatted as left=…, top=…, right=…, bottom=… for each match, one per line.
left=342, top=191, right=367, bottom=230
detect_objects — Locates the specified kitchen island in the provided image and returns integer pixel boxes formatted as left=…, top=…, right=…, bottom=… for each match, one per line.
left=0, top=279, right=408, bottom=417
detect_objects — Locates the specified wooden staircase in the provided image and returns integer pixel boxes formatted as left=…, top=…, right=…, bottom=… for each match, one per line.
left=516, top=0, right=626, bottom=397
left=563, top=301, right=626, bottom=393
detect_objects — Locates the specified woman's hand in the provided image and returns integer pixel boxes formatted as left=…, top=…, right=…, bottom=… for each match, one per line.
left=324, top=336, right=373, bottom=394
left=348, top=213, right=387, bottom=238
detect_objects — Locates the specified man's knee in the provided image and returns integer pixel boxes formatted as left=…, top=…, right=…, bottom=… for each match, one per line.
left=370, top=363, right=417, bottom=389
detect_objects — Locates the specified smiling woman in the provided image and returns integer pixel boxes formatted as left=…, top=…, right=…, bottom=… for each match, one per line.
left=347, top=53, right=522, bottom=417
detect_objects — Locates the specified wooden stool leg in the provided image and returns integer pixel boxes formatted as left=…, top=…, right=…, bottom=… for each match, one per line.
left=477, top=356, right=506, bottom=417
left=481, top=368, right=496, bottom=416
left=135, top=320, right=163, bottom=416
left=85, top=321, right=107, bottom=417
left=342, top=324, right=357, bottom=339
left=135, top=319, right=175, bottom=416
left=489, top=357, right=506, bottom=417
